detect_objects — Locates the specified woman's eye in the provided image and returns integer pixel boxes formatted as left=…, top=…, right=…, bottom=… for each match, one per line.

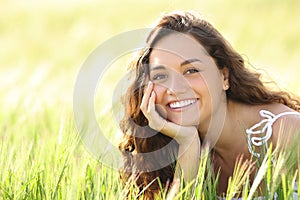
left=151, top=73, right=167, bottom=81
left=184, top=68, right=201, bottom=75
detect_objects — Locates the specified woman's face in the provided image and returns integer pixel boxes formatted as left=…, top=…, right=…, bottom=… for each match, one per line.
left=148, top=33, right=226, bottom=128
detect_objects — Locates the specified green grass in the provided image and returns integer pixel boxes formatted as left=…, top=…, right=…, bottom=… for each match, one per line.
left=1, top=0, right=300, bottom=199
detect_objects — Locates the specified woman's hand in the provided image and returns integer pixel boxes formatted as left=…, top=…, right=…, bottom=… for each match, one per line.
left=140, top=81, right=166, bottom=133
left=140, top=81, right=199, bottom=145
left=140, top=81, right=201, bottom=182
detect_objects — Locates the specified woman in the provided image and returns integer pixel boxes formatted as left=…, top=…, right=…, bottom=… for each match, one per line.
left=118, top=11, right=300, bottom=199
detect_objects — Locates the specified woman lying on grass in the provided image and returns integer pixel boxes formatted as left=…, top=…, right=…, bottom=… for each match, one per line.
left=118, top=11, right=300, bottom=199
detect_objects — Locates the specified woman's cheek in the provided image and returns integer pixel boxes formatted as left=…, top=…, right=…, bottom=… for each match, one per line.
left=152, top=84, right=165, bottom=104
left=153, top=84, right=168, bottom=119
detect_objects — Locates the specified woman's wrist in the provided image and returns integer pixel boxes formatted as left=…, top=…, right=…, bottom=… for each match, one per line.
left=160, top=121, right=198, bottom=145
left=176, top=133, right=201, bottom=182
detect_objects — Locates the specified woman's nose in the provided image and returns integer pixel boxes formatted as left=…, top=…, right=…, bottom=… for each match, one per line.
left=166, top=73, right=188, bottom=95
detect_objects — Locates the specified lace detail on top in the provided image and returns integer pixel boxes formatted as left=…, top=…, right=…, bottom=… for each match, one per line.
left=246, top=110, right=300, bottom=158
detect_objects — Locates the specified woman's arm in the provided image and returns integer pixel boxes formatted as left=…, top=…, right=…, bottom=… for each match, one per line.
left=140, top=81, right=201, bottom=183
left=174, top=130, right=201, bottom=182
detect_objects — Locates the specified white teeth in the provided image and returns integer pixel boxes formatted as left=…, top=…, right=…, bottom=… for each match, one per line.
left=169, top=99, right=196, bottom=109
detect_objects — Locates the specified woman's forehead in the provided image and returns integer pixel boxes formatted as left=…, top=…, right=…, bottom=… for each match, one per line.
left=149, top=33, right=209, bottom=66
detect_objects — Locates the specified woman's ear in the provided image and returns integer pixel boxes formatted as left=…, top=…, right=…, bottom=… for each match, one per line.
left=221, top=67, right=230, bottom=90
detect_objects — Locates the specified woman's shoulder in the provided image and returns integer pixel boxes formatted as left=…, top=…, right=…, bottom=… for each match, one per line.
left=245, top=103, right=300, bottom=154
left=260, top=103, right=300, bottom=146
left=245, top=103, right=300, bottom=128
left=262, top=103, right=300, bottom=125
left=266, top=103, right=298, bottom=112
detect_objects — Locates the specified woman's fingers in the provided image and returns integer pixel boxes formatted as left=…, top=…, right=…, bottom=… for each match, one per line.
left=147, top=91, right=165, bottom=131
left=140, top=81, right=153, bottom=113
left=139, top=81, right=165, bottom=131
left=148, top=91, right=156, bottom=113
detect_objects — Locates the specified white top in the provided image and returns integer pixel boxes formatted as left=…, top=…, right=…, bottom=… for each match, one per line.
left=246, top=109, right=300, bottom=158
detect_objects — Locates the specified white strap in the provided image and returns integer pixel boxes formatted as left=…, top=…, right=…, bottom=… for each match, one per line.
left=246, top=110, right=300, bottom=157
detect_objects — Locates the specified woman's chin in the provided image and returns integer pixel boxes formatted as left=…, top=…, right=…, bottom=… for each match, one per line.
left=168, top=118, right=199, bottom=127
left=167, top=111, right=201, bottom=127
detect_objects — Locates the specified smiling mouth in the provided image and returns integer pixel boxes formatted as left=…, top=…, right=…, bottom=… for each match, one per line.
left=168, top=99, right=198, bottom=109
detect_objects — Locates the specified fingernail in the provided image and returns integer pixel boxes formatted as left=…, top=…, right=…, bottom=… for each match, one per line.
left=151, top=91, right=155, bottom=97
left=147, top=81, right=152, bottom=87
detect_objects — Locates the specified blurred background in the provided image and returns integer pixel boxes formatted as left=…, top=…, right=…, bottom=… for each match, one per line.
left=0, top=0, right=299, bottom=198
left=1, top=0, right=299, bottom=143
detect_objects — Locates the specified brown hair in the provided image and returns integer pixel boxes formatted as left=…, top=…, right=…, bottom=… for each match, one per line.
left=118, top=11, right=300, bottom=199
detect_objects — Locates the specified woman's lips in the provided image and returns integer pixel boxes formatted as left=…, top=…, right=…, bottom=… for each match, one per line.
left=167, top=98, right=198, bottom=111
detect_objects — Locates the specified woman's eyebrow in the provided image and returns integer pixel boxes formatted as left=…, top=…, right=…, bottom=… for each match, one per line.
left=150, top=65, right=166, bottom=71
left=180, top=58, right=202, bottom=67
left=150, top=58, right=202, bottom=71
